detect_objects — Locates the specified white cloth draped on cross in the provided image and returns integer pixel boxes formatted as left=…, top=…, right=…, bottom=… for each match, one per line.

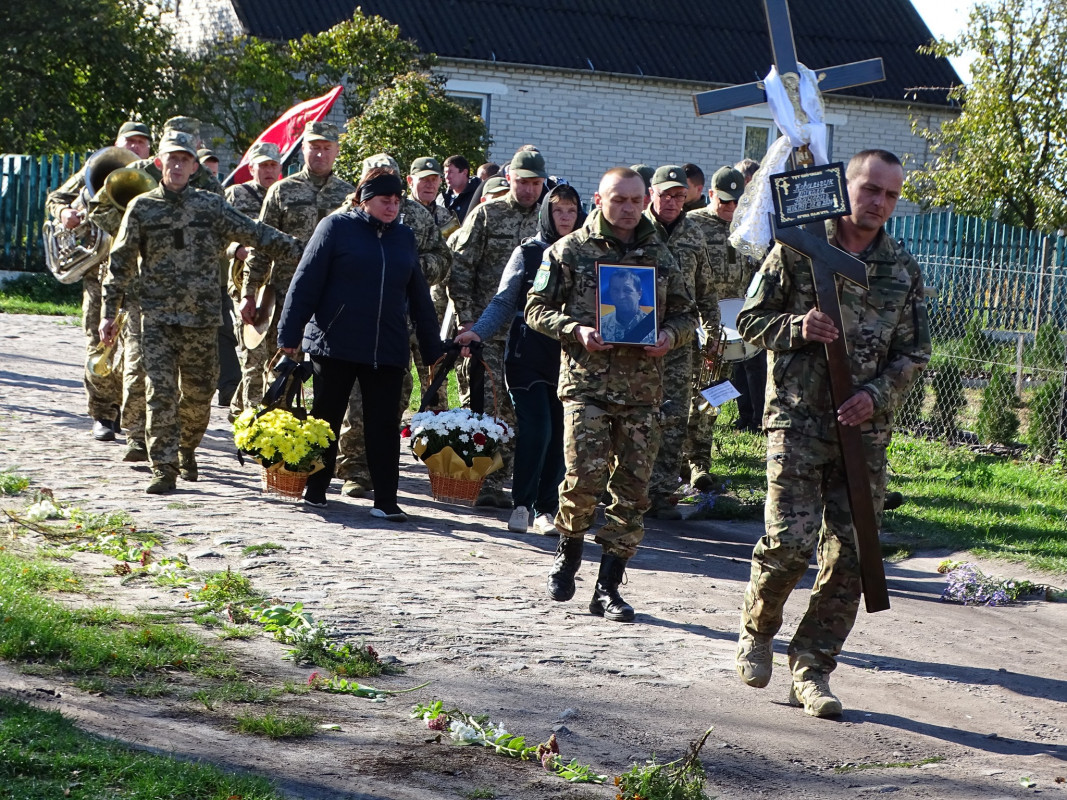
left=729, top=63, right=829, bottom=262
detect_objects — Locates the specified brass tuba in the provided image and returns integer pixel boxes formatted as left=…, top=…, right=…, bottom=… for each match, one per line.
left=43, top=147, right=139, bottom=284
left=103, top=167, right=157, bottom=210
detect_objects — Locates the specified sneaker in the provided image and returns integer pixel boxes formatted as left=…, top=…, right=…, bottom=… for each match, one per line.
left=789, top=675, right=843, bottom=718
left=122, top=439, right=149, bottom=463
left=475, top=489, right=499, bottom=507
left=647, top=496, right=682, bottom=521
left=370, top=506, right=407, bottom=522
left=145, top=467, right=177, bottom=495
left=178, top=449, right=198, bottom=482
left=92, top=419, right=116, bottom=442
left=340, top=480, right=368, bottom=498
left=736, top=629, right=774, bottom=688
left=507, top=506, right=530, bottom=532
left=532, top=513, right=558, bottom=536
left=303, top=497, right=328, bottom=509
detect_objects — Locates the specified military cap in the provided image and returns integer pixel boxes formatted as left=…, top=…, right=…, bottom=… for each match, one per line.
left=197, top=148, right=218, bottom=164
left=409, top=156, right=444, bottom=178
left=711, top=166, right=745, bottom=202
left=360, top=152, right=399, bottom=179
left=509, top=150, right=547, bottom=179
left=630, top=164, right=655, bottom=189
left=248, top=141, right=282, bottom=164
left=482, top=176, right=510, bottom=197
left=304, top=121, right=340, bottom=142
left=158, top=130, right=198, bottom=157
left=651, top=164, right=688, bottom=192
left=117, top=121, right=151, bottom=139
left=162, top=116, right=201, bottom=137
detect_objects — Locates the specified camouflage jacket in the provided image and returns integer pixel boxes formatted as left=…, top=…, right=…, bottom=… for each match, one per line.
left=448, top=192, right=540, bottom=333
left=423, top=198, right=461, bottom=241
left=88, top=161, right=221, bottom=237
left=46, top=169, right=87, bottom=220
left=736, top=225, right=931, bottom=438
left=335, top=195, right=452, bottom=287
left=645, top=209, right=720, bottom=340
left=244, top=168, right=354, bottom=298
left=686, top=208, right=754, bottom=301
left=223, top=181, right=269, bottom=293
left=525, top=210, right=697, bottom=406
left=104, top=184, right=300, bottom=327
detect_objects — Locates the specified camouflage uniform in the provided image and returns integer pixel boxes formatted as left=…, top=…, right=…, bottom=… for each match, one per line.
left=334, top=196, right=452, bottom=487
left=682, top=208, right=754, bottom=478
left=525, top=210, right=697, bottom=557
left=224, top=180, right=269, bottom=416
left=448, top=193, right=541, bottom=494
left=89, top=160, right=222, bottom=447
left=735, top=223, right=930, bottom=680
left=46, top=170, right=122, bottom=423
left=242, top=167, right=353, bottom=408
left=104, top=184, right=299, bottom=475
left=644, top=209, right=720, bottom=503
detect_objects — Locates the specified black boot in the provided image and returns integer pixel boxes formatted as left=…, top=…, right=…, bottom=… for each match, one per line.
left=589, top=552, right=635, bottom=622
left=547, top=535, right=584, bottom=601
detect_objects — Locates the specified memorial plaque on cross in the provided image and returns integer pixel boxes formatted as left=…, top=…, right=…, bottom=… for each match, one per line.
left=694, top=0, right=892, bottom=613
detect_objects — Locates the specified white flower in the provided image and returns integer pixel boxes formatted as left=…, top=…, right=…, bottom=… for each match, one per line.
left=449, top=720, right=481, bottom=743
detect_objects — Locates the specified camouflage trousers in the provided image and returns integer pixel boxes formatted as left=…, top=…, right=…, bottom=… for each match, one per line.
left=81, top=266, right=121, bottom=421
left=741, top=428, right=889, bottom=681
left=556, top=399, right=660, bottom=559
left=648, top=343, right=694, bottom=500
left=121, top=301, right=146, bottom=442
left=141, top=322, right=219, bottom=471
left=682, top=339, right=717, bottom=479
left=457, top=339, right=515, bottom=493
left=237, top=315, right=279, bottom=413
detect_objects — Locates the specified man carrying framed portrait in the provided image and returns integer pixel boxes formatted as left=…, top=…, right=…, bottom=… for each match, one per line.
left=526, top=167, right=697, bottom=623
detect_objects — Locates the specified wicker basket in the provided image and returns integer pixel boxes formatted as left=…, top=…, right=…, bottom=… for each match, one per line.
left=261, top=465, right=309, bottom=499
left=428, top=471, right=484, bottom=507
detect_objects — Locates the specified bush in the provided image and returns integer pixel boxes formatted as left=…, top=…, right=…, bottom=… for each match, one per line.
left=1031, top=323, right=1066, bottom=375
left=0, top=272, right=82, bottom=304
left=1028, top=378, right=1065, bottom=460
left=931, top=359, right=965, bottom=438
left=958, top=313, right=992, bottom=369
left=976, top=366, right=1021, bottom=445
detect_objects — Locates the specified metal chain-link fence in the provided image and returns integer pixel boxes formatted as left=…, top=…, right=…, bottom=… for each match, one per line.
left=887, top=212, right=1067, bottom=460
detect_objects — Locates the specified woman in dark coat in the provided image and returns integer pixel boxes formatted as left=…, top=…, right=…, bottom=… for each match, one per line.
left=278, top=168, right=442, bottom=518
left=455, top=184, right=584, bottom=534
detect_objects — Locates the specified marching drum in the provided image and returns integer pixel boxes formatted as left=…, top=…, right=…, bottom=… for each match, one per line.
left=718, top=298, right=760, bottom=362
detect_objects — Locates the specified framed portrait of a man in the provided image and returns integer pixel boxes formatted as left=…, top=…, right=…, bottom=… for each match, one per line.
left=596, top=263, right=658, bottom=345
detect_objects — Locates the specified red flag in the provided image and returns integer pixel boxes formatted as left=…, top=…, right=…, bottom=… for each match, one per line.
left=222, top=85, right=344, bottom=187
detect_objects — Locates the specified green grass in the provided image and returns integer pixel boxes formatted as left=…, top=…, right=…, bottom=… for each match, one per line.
left=0, top=696, right=283, bottom=799
left=194, top=569, right=261, bottom=609
left=834, top=756, right=945, bottom=773
left=192, top=681, right=283, bottom=710
left=233, top=711, right=316, bottom=739
left=406, top=362, right=461, bottom=412
left=702, top=425, right=1067, bottom=575
left=0, top=553, right=225, bottom=677
left=0, top=272, right=81, bottom=316
left=241, top=542, right=283, bottom=556
left=0, top=470, right=30, bottom=495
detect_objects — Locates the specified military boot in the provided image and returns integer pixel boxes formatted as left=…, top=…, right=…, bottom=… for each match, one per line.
left=547, top=535, right=585, bottom=601
left=588, top=552, right=635, bottom=622
left=145, top=466, right=177, bottom=495
left=735, top=628, right=774, bottom=688
left=646, top=495, right=682, bottom=520
left=122, top=439, right=149, bottom=463
left=789, top=674, right=843, bottom=718
left=178, top=449, right=198, bottom=482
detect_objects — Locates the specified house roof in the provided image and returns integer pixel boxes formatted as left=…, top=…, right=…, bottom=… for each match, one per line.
left=230, top=0, right=960, bottom=106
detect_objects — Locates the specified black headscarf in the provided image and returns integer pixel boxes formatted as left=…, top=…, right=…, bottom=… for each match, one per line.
left=537, top=183, right=586, bottom=245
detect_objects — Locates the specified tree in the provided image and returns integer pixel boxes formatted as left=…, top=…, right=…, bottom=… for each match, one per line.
left=906, top=0, right=1067, bottom=232
left=0, top=0, right=180, bottom=153
left=335, top=72, right=490, bottom=186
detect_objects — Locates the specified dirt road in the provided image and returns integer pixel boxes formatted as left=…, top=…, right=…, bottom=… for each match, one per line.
left=2, top=312, right=1064, bottom=799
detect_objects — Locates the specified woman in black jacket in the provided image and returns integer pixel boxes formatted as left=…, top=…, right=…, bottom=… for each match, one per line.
left=278, top=168, right=442, bottom=518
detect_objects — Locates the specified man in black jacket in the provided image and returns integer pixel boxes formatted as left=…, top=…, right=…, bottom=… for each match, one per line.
left=439, top=155, right=481, bottom=224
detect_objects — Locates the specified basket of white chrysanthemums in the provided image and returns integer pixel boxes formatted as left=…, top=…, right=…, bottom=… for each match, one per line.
left=408, top=408, right=513, bottom=505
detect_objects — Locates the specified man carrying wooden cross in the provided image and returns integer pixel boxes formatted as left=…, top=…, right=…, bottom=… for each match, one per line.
left=734, top=149, right=931, bottom=717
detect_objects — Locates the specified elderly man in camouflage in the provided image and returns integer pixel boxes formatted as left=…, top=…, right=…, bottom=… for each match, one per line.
left=239, top=121, right=354, bottom=408
left=449, top=149, right=547, bottom=507
left=100, top=130, right=300, bottom=494
left=87, top=116, right=225, bottom=464
left=46, top=120, right=152, bottom=443
left=643, top=165, right=720, bottom=520
left=224, top=141, right=283, bottom=419
left=331, top=153, right=452, bottom=498
left=733, top=149, right=931, bottom=716
left=526, top=167, right=697, bottom=622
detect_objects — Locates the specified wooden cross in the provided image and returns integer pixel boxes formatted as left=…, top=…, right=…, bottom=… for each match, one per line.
left=695, top=0, right=892, bottom=613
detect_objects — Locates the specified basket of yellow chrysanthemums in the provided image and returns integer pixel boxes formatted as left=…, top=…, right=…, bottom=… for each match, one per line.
left=233, top=408, right=335, bottom=499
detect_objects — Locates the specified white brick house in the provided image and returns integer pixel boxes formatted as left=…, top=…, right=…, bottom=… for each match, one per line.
left=164, top=0, right=959, bottom=210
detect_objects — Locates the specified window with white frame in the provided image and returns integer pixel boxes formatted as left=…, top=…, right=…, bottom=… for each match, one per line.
left=742, top=119, right=836, bottom=161
left=447, top=93, right=490, bottom=128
